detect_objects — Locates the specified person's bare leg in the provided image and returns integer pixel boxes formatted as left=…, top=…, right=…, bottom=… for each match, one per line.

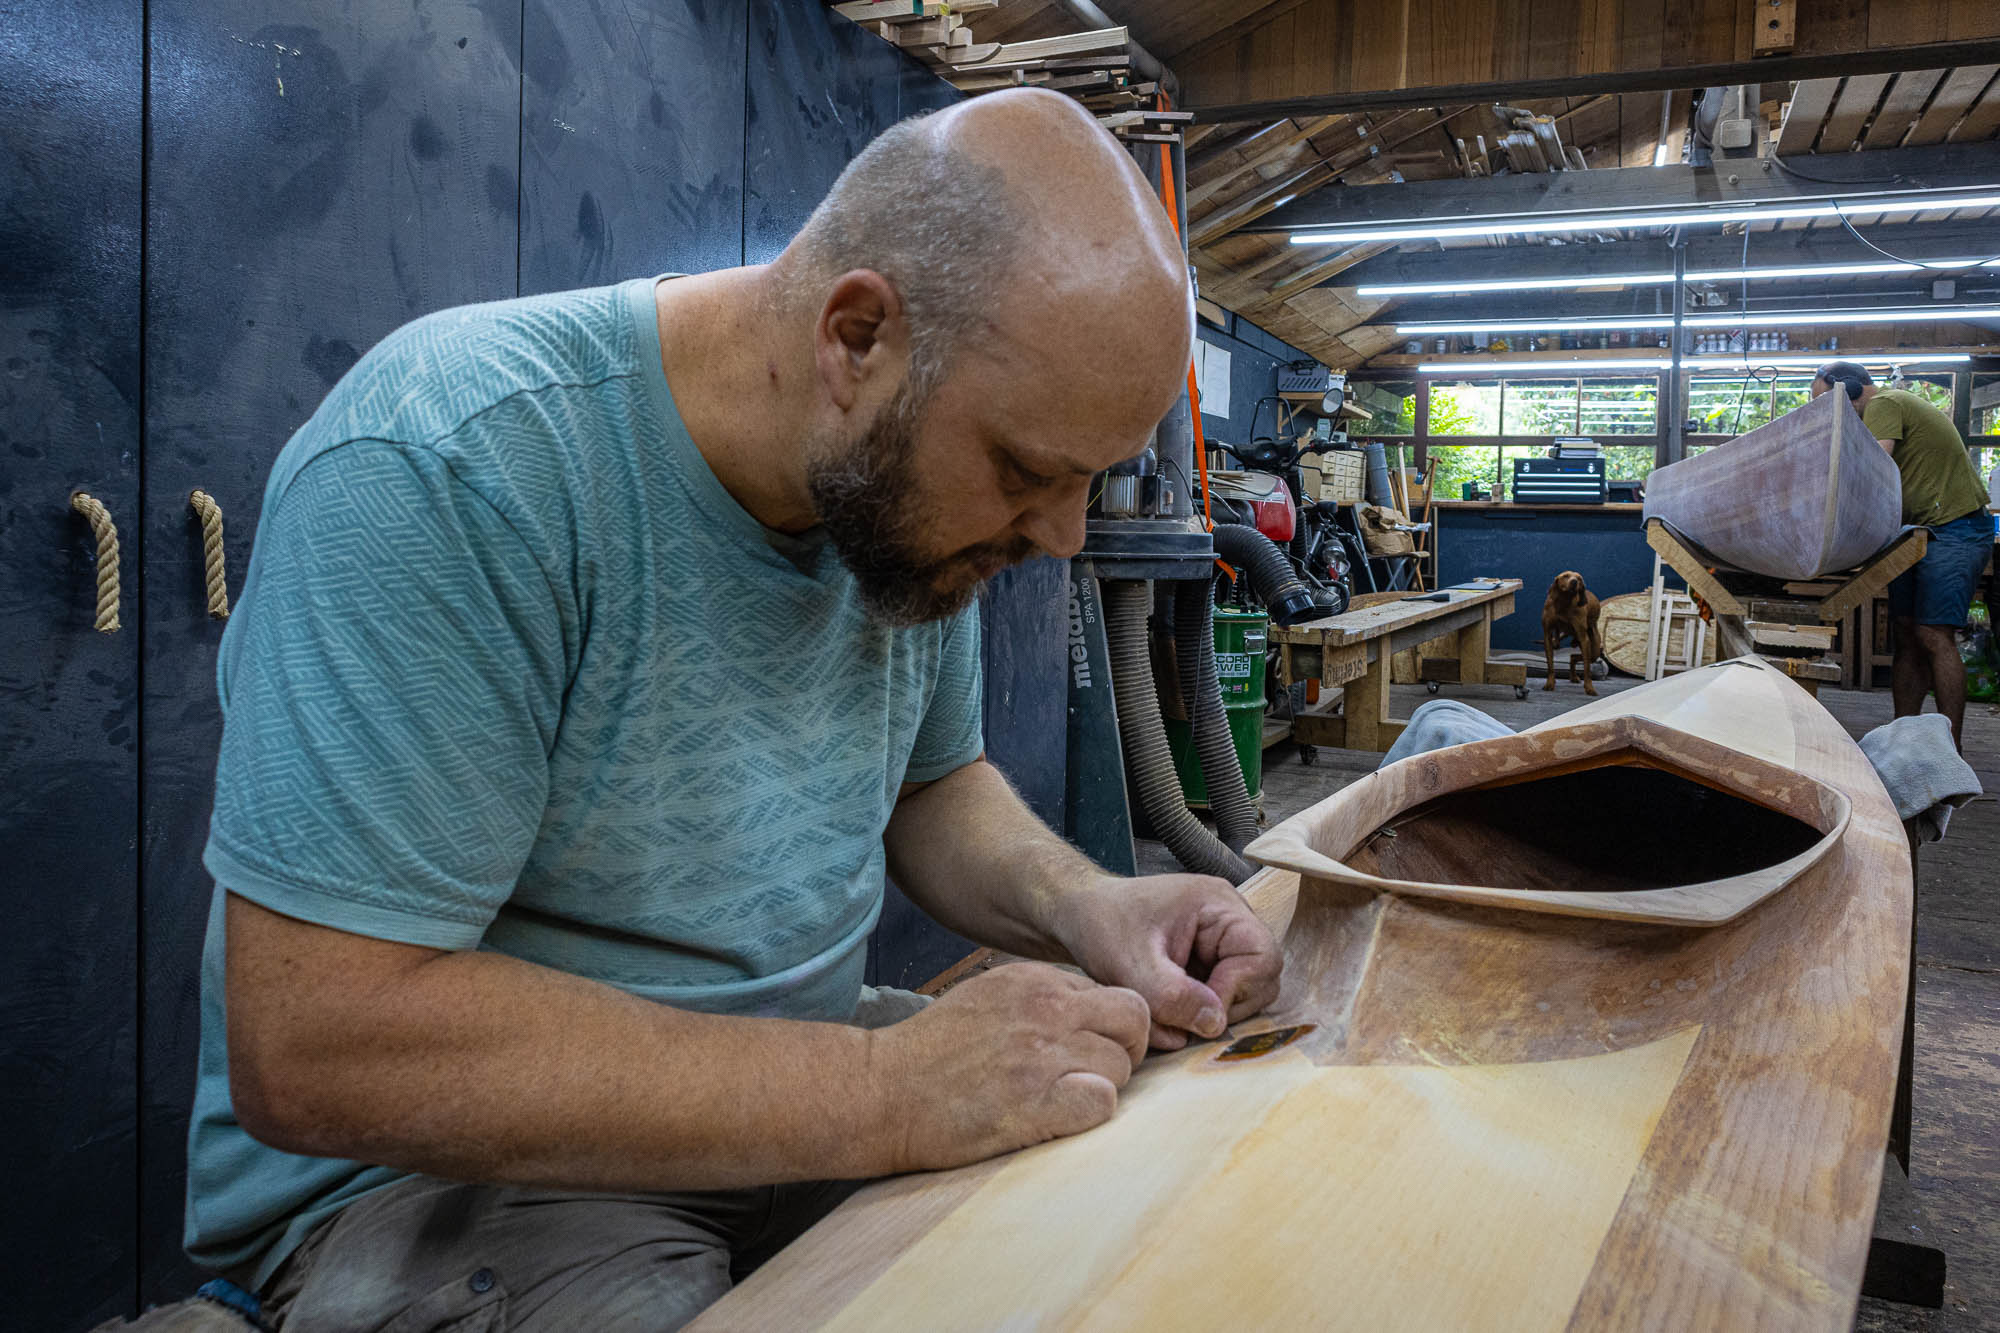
left=1889, top=616, right=1929, bottom=722
left=1915, top=623, right=1968, bottom=751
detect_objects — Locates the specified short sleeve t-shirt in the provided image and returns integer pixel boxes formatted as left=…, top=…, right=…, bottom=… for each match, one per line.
left=1862, top=387, right=1990, bottom=526
left=184, top=277, right=984, bottom=1283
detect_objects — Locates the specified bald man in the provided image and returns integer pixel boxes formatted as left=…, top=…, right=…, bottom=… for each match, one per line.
left=183, top=89, right=1281, bottom=1328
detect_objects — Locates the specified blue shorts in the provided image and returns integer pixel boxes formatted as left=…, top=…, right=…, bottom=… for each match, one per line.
left=1887, top=509, right=1995, bottom=626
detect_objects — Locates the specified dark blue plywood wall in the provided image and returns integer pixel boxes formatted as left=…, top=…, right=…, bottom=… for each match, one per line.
left=1434, top=508, right=1665, bottom=651
left=141, top=0, right=524, bottom=1306
left=1197, top=315, right=1318, bottom=447
left=7, top=4, right=1070, bottom=1324
left=522, top=0, right=746, bottom=292
left=0, top=4, right=143, bottom=1328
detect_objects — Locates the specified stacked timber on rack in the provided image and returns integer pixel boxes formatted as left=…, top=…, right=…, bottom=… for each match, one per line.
left=825, top=4, right=1177, bottom=140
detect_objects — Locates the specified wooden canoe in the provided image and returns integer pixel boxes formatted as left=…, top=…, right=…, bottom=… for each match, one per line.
left=692, top=658, right=1909, bottom=1331
left=1642, top=389, right=1901, bottom=579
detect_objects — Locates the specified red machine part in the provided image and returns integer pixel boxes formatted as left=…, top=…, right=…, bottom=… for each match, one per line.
left=1249, top=486, right=1295, bottom=543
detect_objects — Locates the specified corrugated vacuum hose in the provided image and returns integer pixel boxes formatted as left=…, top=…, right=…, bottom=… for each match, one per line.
left=1103, top=579, right=1252, bottom=885
left=1174, top=580, right=1258, bottom=853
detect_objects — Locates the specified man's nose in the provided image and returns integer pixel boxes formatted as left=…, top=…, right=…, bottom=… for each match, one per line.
left=1015, top=488, right=1088, bottom=560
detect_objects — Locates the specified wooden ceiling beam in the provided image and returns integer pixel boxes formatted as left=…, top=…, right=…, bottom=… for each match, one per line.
left=1162, top=0, right=1315, bottom=66
left=1184, top=37, right=2000, bottom=122
left=1186, top=115, right=1346, bottom=207
left=1192, top=105, right=1468, bottom=245
left=1239, top=140, right=2000, bottom=234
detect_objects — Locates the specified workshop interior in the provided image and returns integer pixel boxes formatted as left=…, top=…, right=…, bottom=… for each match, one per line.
left=7, top=1, right=2000, bottom=1329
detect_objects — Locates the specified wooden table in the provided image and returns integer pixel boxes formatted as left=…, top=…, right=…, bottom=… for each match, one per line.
left=1270, top=578, right=1524, bottom=752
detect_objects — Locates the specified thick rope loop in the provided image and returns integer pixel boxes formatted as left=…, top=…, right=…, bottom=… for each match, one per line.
left=189, top=489, right=231, bottom=619
left=69, top=491, right=122, bottom=633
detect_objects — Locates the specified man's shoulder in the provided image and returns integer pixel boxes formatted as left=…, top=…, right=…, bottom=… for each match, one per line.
left=267, top=281, right=652, bottom=503
left=326, top=283, right=645, bottom=443
left=1864, top=390, right=1913, bottom=432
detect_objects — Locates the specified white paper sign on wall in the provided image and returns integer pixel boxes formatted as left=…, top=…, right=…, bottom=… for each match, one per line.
left=1194, top=341, right=1231, bottom=420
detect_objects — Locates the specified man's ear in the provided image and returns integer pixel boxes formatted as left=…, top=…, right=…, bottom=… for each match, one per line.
left=815, top=269, right=907, bottom=412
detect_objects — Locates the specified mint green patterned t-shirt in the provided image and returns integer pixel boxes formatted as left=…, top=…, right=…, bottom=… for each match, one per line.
left=184, top=277, right=984, bottom=1282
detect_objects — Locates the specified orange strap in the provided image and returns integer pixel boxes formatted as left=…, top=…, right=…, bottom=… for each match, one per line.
left=1153, top=91, right=1214, bottom=532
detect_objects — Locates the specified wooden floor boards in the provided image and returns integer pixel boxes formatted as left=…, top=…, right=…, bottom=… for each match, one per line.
left=1139, top=676, right=2000, bottom=1330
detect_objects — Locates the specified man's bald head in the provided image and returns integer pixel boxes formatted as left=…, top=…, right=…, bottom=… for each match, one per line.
left=777, top=90, right=1195, bottom=626
left=780, top=88, right=1191, bottom=403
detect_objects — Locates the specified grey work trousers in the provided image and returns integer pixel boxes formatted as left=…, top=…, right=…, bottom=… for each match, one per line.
left=260, top=985, right=929, bottom=1332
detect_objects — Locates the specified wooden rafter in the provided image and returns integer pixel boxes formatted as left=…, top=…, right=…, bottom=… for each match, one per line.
left=1186, top=115, right=1345, bottom=207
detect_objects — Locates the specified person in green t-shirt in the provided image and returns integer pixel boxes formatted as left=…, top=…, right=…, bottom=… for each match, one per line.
left=1811, top=361, right=1994, bottom=749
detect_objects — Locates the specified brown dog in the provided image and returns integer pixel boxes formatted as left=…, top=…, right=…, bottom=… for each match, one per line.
left=1542, top=571, right=1603, bottom=696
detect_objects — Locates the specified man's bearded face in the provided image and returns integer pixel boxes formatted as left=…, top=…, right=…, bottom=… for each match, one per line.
left=806, top=380, right=1037, bottom=627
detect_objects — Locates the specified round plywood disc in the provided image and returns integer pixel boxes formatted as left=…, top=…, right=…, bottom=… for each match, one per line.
left=1598, top=590, right=1718, bottom=677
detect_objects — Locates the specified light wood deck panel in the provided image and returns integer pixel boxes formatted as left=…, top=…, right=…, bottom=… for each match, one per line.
left=695, top=661, right=1912, bottom=1331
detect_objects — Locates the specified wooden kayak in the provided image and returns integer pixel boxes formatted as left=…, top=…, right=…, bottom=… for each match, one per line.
left=1642, top=388, right=1901, bottom=579
left=692, top=658, right=1909, bottom=1331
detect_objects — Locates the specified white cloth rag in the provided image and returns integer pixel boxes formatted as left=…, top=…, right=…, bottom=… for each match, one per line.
left=1857, top=713, right=1983, bottom=842
left=1380, top=699, right=1516, bottom=768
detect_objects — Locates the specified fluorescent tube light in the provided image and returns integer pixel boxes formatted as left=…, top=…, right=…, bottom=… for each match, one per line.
left=1395, top=306, right=2000, bottom=335
left=1289, top=192, right=2000, bottom=245
left=1411, top=354, right=1972, bottom=373
left=1357, top=261, right=1919, bottom=297
left=1414, top=359, right=1673, bottom=373
left=1684, top=353, right=1969, bottom=369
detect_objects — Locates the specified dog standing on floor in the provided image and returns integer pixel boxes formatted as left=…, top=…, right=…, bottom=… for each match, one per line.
left=1542, top=571, right=1604, bottom=696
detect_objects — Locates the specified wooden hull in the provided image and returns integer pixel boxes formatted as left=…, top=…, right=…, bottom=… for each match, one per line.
left=692, top=659, right=1910, bottom=1332
left=1643, top=389, right=1901, bottom=578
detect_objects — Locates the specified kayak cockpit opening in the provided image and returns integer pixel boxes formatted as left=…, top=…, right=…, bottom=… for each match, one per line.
left=1343, top=759, right=1824, bottom=894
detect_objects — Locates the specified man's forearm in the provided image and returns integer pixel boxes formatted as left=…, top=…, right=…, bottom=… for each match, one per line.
left=881, top=759, right=1101, bottom=961
left=227, top=893, right=901, bottom=1192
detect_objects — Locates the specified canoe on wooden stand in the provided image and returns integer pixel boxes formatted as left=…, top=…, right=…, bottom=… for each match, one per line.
left=1642, top=389, right=1901, bottom=579
left=692, top=657, right=1909, bottom=1331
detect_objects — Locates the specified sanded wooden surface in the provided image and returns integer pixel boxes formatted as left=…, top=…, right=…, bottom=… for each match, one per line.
left=818, top=1030, right=1699, bottom=1332
left=1643, top=391, right=1901, bottom=580
left=1272, top=579, right=1521, bottom=648
left=695, top=660, right=1912, bottom=1331
left=1600, top=589, right=1717, bottom=677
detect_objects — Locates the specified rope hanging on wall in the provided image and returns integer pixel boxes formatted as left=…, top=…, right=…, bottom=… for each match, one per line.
left=69, top=491, right=121, bottom=633
left=189, top=489, right=231, bottom=619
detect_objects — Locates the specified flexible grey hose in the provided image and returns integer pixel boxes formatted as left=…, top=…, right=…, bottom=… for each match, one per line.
left=1175, top=580, right=1259, bottom=853
left=1103, top=580, right=1252, bottom=884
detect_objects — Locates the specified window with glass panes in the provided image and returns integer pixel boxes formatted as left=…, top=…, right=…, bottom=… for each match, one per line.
left=1378, top=376, right=1660, bottom=500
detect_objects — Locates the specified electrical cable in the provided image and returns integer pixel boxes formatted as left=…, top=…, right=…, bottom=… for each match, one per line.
left=1765, top=153, right=2000, bottom=269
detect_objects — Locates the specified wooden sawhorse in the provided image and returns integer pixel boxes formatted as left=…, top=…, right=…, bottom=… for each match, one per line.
left=1645, top=520, right=1928, bottom=696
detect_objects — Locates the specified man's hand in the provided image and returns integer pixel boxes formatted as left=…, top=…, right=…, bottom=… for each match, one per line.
left=1053, top=874, right=1283, bottom=1051
left=870, top=963, right=1150, bottom=1171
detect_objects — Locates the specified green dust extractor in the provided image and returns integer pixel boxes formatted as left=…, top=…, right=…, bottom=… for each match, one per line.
left=1167, top=605, right=1268, bottom=807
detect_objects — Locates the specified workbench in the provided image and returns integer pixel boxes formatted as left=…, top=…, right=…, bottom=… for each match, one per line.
left=1271, top=579, right=1525, bottom=752
left=1645, top=519, right=1928, bottom=696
